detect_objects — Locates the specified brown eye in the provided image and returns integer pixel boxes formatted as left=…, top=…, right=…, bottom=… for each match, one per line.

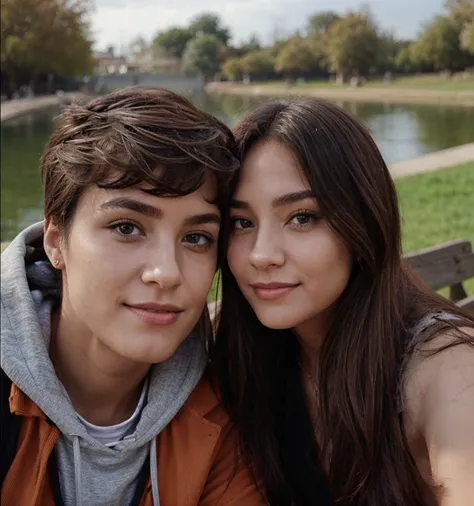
left=118, top=223, right=137, bottom=235
left=183, top=233, right=214, bottom=248
left=232, top=218, right=254, bottom=229
left=109, top=221, right=142, bottom=237
left=288, top=212, right=320, bottom=228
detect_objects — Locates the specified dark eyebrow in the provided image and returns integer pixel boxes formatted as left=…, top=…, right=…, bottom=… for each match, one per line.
left=99, top=198, right=220, bottom=226
left=272, top=190, right=314, bottom=208
left=230, top=199, right=250, bottom=210
left=183, top=213, right=221, bottom=226
left=231, top=190, right=314, bottom=210
left=100, top=198, right=162, bottom=219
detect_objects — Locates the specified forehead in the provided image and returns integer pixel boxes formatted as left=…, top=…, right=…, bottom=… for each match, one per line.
left=236, top=140, right=309, bottom=197
left=76, top=174, right=218, bottom=214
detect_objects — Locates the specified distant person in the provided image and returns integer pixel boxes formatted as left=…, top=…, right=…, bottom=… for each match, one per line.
left=212, top=98, right=474, bottom=506
left=1, top=87, right=265, bottom=506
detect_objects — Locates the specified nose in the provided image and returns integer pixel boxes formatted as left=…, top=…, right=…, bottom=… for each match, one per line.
left=249, top=228, right=285, bottom=270
left=141, top=245, right=182, bottom=289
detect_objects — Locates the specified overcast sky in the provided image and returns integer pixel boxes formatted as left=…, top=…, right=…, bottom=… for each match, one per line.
left=90, top=0, right=447, bottom=53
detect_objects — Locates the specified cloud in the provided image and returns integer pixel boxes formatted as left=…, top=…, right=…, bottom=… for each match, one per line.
left=90, top=0, right=445, bottom=52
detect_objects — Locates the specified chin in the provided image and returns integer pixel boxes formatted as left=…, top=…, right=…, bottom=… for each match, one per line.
left=253, top=310, right=299, bottom=331
left=115, top=339, right=180, bottom=365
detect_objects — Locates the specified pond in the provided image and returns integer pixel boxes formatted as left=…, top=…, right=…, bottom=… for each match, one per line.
left=2, top=92, right=474, bottom=241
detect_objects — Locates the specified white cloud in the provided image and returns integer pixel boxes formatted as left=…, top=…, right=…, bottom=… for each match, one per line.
left=90, top=0, right=445, bottom=52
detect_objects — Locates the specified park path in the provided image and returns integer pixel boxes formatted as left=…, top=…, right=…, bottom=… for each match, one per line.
left=1, top=93, right=87, bottom=122
left=389, top=142, right=474, bottom=179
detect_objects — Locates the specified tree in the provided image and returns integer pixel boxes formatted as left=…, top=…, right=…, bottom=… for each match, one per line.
left=182, top=34, right=221, bottom=79
left=374, top=35, right=416, bottom=73
left=461, top=20, right=474, bottom=53
left=275, top=36, right=320, bottom=77
left=188, top=13, right=230, bottom=45
left=153, top=27, right=192, bottom=58
left=1, top=0, right=94, bottom=93
left=410, top=15, right=472, bottom=71
left=325, top=12, right=380, bottom=78
left=240, top=49, right=275, bottom=79
left=445, top=0, right=474, bottom=27
left=307, top=11, right=341, bottom=35
left=221, top=58, right=242, bottom=81
left=393, top=44, right=419, bottom=72
left=233, top=34, right=261, bottom=57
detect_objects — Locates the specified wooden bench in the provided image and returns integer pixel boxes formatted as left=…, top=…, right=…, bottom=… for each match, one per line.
left=405, top=239, right=474, bottom=314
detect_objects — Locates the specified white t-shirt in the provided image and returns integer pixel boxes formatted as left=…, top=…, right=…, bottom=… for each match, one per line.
left=77, top=378, right=149, bottom=447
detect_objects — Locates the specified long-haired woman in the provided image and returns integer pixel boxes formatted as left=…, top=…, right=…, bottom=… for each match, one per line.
left=212, top=98, right=474, bottom=506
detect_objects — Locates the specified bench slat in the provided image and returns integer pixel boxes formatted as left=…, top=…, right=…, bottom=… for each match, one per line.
left=457, top=295, right=474, bottom=314
left=405, top=239, right=474, bottom=291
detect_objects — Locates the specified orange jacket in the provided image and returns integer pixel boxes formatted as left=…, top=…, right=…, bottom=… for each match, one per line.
left=2, top=377, right=266, bottom=506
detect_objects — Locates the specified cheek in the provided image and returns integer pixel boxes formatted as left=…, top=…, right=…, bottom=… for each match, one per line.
left=62, top=239, right=124, bottom=306
left=183, top=255, right=217, bottom=300
left=303, top=235, right=352, bottom=292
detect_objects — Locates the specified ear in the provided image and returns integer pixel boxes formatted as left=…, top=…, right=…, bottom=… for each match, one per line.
left=44, top=218, right=64, bottom=269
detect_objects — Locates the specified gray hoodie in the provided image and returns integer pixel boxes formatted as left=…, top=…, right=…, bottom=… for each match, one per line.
left=1, top=222, right=208, bottom=506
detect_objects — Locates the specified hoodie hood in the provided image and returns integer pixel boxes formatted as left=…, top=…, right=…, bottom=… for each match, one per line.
left=1, top=221, right=208, bottom=505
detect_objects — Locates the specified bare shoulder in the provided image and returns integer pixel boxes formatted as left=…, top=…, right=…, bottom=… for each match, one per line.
left=403, top=326, right=474, bottom=506
left=404, top=326, right=474, bottom=420
left=404, top=326, right=474, bottom=422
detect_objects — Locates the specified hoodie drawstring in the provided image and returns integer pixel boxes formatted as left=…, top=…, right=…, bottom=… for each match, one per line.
left=150, top=437, right=160, bottom=505
left=72, top=436, right=83, bottom=506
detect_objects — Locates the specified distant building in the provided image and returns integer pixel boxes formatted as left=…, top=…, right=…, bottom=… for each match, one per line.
left=93, top=47, right=137, bottom=75
left=94, top=46, right=182, bottom=76
left=128, top=47, right=182, bottom=75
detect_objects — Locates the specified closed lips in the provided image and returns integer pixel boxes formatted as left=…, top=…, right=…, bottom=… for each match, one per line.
left=125, top=303, right=183, bottom=312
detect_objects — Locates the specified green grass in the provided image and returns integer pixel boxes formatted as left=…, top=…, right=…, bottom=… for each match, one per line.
left=253, top=74, right=474, bottom=92
left=397, top=161, right=474, bottom=297
left=365, top=75, right=474, bottom=91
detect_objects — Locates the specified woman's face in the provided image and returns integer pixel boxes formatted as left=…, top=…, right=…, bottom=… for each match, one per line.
left=227, top=140, right=352, bottom=340
left=44, top=176, right=219, bottom=364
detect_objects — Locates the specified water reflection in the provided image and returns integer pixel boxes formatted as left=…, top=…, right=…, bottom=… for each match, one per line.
left=2, top=95, right=474, bottom=241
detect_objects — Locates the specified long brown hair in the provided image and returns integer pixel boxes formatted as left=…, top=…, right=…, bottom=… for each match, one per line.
left=210, top=98, right=474, bottom=506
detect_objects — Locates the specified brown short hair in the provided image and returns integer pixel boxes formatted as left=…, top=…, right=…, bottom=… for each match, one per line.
left=40, top=86, right=238, bottom=229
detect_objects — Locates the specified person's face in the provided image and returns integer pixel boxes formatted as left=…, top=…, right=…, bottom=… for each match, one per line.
left=45, top=176, right=219, bottom=364
left=227, top=140, right=352, bottom=338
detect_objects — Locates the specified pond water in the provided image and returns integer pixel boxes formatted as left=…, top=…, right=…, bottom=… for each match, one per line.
left=2, top=92, right=474, bottom=241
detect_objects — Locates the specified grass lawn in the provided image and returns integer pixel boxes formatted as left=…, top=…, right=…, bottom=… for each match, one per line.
left=208, top=161, right=474, bottom=301
left=365, top=75, right=474, bottom=91
left=397, top=161, right=474, bottom=296
left=254, top=74, right=474, bottom=92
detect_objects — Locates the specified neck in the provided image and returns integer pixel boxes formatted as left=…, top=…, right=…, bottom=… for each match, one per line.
left=50, top=306, right=150, bottom=426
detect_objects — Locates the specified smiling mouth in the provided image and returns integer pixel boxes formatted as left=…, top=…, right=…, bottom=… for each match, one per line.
left=250, top=283, right=300, bottom=301
left=125, top=303, right=184, bottom=325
